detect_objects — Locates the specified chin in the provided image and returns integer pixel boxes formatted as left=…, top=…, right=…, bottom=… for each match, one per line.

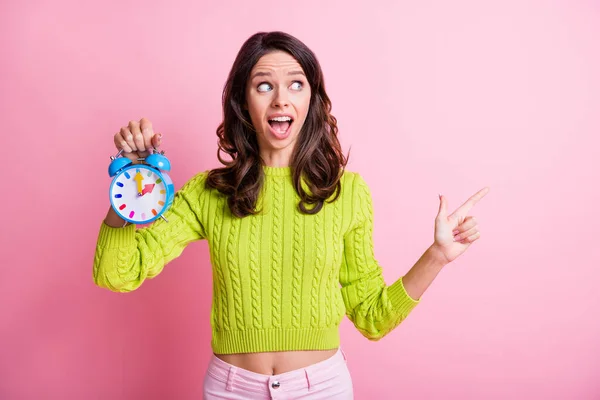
left=266, top=135, right=297, bottom=149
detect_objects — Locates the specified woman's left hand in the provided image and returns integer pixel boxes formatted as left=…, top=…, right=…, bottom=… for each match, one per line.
left=432, top=187, right=490, bottom=264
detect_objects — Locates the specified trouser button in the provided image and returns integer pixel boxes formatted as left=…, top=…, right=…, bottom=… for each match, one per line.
left=271, top=380, right=280, bottom=389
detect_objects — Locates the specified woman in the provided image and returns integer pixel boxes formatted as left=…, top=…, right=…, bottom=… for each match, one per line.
left=94, top=31, right=489, bottom=399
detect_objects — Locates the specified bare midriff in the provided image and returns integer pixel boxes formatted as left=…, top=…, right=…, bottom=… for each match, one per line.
left=214, top=349, right=338, bottom=375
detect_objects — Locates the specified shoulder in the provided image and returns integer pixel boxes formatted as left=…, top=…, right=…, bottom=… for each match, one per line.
left=177, top=170, right=211, bottom=197
left=340, top=169, right=370, bottom=193
left=337, top=170, right=372, bottom=209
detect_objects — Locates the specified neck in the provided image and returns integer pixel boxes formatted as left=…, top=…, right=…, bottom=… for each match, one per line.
left=259, top=148, right=293, bottom=168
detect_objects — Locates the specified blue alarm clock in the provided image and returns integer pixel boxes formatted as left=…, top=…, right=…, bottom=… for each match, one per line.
left=108, top=148, right=174, bottom=224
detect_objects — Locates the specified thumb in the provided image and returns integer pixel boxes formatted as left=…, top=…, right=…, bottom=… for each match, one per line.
left=437, top=194, right=447, bottom=218
left=151, top=133, right=162, bottom=149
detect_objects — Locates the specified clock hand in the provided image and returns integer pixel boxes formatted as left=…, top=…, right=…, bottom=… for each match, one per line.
left=141, top=184, right=155, bottom=196
left=134, top=172, right=144, bottom=195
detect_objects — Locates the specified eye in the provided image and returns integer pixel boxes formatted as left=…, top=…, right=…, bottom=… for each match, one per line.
left=257, top=82, right=272, bottom=92
left=290, top=81, right=303, bottom=90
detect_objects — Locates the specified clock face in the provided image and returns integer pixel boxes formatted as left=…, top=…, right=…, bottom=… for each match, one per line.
left=110, top=165, right=169, bottom=224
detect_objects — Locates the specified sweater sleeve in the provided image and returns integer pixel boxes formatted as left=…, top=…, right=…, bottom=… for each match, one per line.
left=339, top=173, right=420, bottom=340
left=93, top=172, right=208, bottom=293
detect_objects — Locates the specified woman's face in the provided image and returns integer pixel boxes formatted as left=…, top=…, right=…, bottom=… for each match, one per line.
left=245, top=51, right=311, bottom=164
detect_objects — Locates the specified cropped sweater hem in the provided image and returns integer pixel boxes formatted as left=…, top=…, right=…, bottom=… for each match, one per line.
left=211, top=327, right=340, bottom=354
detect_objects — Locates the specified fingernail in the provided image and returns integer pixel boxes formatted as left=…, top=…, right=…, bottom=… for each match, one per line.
left=453, top=230, right=459, bottom=235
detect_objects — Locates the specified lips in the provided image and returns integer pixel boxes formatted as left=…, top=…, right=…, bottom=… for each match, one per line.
left=267, top=120, right=292, bottom=139
left=269, top=120, right=290, bottom=132
left=267, top=115, right=294, bottom=140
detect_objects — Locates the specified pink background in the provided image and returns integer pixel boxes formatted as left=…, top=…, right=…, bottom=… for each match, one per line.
left=1, top=0, right=599, bottom=398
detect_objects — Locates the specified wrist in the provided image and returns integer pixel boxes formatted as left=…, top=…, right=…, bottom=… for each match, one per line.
left=427, top=243, right=450, bottom=268
left=105, top=207, right=129, bottom=228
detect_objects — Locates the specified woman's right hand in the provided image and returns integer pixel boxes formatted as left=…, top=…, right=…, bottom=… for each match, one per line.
left=114, top=117, right=162, bottom=162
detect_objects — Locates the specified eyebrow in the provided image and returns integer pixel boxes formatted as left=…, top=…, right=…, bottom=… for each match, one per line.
left=251, top=70, right=306, bottom=80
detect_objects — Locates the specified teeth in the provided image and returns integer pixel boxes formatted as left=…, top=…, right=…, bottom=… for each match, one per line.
left=269, top=116, right=292, bottom=122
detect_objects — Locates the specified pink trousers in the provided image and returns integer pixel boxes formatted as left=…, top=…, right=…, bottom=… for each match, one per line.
left=202, top=348, right=353, bottom=399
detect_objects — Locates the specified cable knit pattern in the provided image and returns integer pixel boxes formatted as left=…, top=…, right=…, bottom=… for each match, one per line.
left=93, top=248, right=103, bottom=287
left=352, top=182, right=368, bottom=305
left=310, top=207, right=325, bottom=327
left=291, top=198, right=302, bottom=329
left=271, top=177, right=284, bottom=329
left=227, top=217, right=244, bottom=330
left=212, top=196, right=229, bottom=331
left=249, top=213, right=262, bottom=329
left=327, top=193, right=342, bottom=326
left=93, top=168, right=420, bottom=354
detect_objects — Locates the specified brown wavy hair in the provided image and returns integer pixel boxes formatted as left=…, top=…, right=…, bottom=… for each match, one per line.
left=206, top=31, right=349, bottom=218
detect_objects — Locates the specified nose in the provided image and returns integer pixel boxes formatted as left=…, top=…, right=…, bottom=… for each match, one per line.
left=271, top=87, right=289, bottom=108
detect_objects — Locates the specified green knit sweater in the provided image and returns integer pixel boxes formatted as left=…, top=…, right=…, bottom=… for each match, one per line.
left=93, top=165, right=419, bottom=354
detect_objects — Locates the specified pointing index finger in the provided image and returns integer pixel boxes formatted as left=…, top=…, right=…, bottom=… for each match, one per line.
left=451, top=187, right=490, bottom=217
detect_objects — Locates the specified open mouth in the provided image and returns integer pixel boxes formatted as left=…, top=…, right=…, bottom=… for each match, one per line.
left=267, top=116, right=294, bottom=138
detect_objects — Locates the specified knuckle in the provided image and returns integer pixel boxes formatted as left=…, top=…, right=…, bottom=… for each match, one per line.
left=141, top=120, right=153, bottom=132
left=469, top=233, right=481, bottom=242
